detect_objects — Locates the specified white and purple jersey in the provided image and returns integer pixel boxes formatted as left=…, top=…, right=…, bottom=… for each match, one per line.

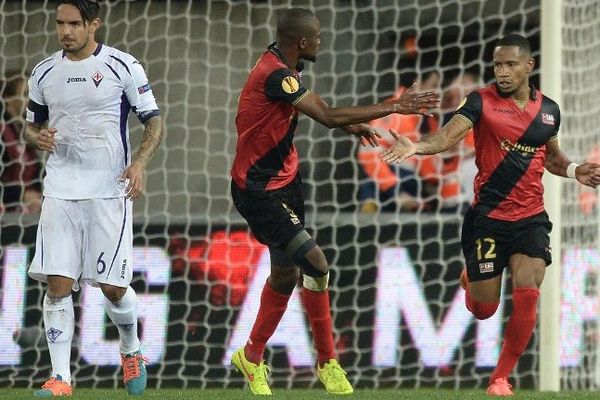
left=27, top=43, right=159, bottom=199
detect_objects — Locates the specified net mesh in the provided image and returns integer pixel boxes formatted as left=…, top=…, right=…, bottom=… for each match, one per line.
left=0, top=0, right=594, bottom=392
left=560, top=0, right=600, bottom=391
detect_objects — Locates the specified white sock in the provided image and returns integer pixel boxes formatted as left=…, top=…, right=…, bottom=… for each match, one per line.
left=104, top=286, right=141, bottom=355
left=43, top=294, right=74, bottom=384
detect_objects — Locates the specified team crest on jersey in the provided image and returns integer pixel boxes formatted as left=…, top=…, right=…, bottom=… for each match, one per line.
left=541, top=113, right=555, bottom=125
left=282, top=76, right=299, bottom=94
left=92, top=71, right=104, bottom=87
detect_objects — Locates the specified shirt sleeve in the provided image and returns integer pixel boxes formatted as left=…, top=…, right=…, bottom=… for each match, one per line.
left=264, top=68, right=309, bottom=105
left=26, top=75, right=49, bottom=124
left=549, top=105, right=561, bottom=141
left=455, top=91, right=483, bottom=127
left=124, top=60, right=160, bottom=124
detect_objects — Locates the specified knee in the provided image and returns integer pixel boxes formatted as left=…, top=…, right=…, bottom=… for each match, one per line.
left=268, top=268, right=299, bottom=295
left=304, top=248, right=328, bottom=276
left=46, top=275, right=73, bottom=298
left=284, top=230, right=328, bottom=276
left=470, top=300, right=499, bottom=320
left=100, top=284, right=127, bottom=304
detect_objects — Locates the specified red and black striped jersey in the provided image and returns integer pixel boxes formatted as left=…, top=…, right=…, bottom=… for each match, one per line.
left=455, top=84, right=560, bottom=221
left=231, top=44, right=310, bottom=191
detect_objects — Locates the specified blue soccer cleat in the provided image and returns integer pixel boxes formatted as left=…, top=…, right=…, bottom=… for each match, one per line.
left=121, top=351, right=148, bottom=395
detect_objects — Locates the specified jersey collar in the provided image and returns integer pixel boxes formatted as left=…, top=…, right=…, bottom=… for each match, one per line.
left=61, top=43, right=102, bottom=59
left=267, top=42, right=304, bottom=73
left=93, top=43, right=103, bottom=56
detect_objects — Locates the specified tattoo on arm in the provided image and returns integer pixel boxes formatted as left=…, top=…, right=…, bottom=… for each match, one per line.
left=25, top=123, right=42, bottom=148
left=132, top=116, right=163, bottom=166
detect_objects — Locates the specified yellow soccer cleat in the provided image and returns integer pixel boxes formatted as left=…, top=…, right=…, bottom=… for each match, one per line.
left=231, top=347, right=272, bottom=395
left=317, top=359, right=354, bottom=395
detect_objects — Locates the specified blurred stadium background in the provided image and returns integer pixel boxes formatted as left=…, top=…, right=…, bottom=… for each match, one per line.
left=1, top=0, right=600, bottom=396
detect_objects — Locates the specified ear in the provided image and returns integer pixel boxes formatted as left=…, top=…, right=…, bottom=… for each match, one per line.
left=526, top=57, right=535, bottom=74
left=299, top=37, right=307, bottom=50
left=90, top=17, right=101, bottom=34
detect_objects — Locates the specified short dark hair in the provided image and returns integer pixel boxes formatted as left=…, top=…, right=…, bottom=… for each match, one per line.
left=276, top=8, right=319, bottom=46
left=496, top=34, right=531, bottom=56
left=56, top=0, right=100, bottom=24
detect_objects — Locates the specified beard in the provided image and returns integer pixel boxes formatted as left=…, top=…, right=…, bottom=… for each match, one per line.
left=496, top=82, right=518, bottom=98
left=62, top=37, right=88, bottom=54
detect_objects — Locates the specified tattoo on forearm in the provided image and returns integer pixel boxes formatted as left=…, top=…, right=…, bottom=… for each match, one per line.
left=25, top=123, right=42, bottom=147
left=133, top=116, right=163, bottom=166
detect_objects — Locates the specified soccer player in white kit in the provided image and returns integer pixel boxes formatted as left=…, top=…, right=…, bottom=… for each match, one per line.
left=24, top=0, right=163, bottom=397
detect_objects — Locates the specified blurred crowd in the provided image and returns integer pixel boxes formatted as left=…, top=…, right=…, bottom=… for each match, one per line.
left=1, top=69, right=480, bottom=216
left=357, top=70, right=481, bottom=214
left=1, top=71, right=42, bottom=215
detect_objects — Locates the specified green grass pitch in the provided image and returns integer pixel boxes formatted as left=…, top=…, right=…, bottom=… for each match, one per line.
left=1, top=389, right=598, bottom=399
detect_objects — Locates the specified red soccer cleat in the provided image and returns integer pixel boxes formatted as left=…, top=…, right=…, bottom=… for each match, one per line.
left=34, top=375, right=72, bottom=397
left=486, top=377, right=513, bottom=396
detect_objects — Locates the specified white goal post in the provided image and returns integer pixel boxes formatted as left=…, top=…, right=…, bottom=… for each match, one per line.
left=540, top=0, right=562, bottom=392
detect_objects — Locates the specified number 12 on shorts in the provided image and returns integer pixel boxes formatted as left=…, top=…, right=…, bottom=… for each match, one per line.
left=475, top=237, right=496, bottom=261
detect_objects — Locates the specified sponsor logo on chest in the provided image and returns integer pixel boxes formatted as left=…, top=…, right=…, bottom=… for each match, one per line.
left=66, top=77, right=87, bottom=83
left=493, top=107, right=517, bottom=115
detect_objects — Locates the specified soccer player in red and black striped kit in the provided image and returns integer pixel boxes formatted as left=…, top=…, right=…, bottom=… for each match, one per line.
left=382, top=33, right=600, bottom=396
left=230, top=8, right=439, bottom=396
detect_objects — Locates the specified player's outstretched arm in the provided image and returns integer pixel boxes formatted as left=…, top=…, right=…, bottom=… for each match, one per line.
left=25, top=122, right=56, bottom=153
left=121, top=115, right=163, bottom=200
left=380, top=114, right=471, bottom=164
left=341, top=123, right=382, bottom=147
left=545, top=139, right=600, bottom=188
left=294, top=86, right=439, bottom=129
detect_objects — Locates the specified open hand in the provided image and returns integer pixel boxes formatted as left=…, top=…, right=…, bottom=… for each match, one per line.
left=394, top=83, right=440, bottom=116
left=120, top=161, right=145, bottom=200
left=380, top=130, right=417, bottom=164
left=576, top=163, right=600, bottom=188
left=344, top=123, right=382, bottom=147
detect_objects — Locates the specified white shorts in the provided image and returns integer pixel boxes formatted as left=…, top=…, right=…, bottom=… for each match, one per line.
left=29, top=197, right=133, bottom=291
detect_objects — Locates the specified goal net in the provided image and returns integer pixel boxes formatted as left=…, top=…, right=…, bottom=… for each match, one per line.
left=560, top=0, right=600, bottom=391
left=0, top=0, right=595, bottom=392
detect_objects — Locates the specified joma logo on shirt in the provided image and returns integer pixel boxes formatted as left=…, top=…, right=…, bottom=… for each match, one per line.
left=66, top=77, right=87, bottom=83
left=121, top=259, right=127, bottom=279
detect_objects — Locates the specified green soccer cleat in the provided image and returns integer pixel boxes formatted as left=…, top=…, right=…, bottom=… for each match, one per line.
left=231, top=347, right=272, bottom=395
left=317, top=359, right=354, bottom=395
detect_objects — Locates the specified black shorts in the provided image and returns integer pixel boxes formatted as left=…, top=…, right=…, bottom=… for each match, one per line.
left=461, top=207, right=553, bottom=282
left=231, top=178, right=305, bottom=249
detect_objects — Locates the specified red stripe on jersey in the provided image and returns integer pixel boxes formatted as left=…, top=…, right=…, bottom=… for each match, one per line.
left=231, top=51, right=305, bottom=191
left=467, top=85, right=559, bottom=221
